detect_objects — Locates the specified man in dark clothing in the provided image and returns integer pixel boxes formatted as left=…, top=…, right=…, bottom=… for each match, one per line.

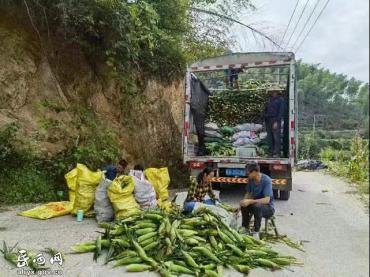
left=224, top=66, right=245, bottom=90
left=190, top=75, right=211, bottom=156
left=104, top=159, right=128, bottom=181
left=283, top=92, right=289, bottom=158
left=240, top=163, right=275, bottom=239
left=265, top=85, right=285, bottom=158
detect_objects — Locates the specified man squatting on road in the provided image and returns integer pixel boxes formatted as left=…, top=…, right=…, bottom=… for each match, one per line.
left=240, top=162, right=275, bottom=238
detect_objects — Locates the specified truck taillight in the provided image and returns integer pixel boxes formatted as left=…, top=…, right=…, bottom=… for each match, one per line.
left=271, top=164, right=288, bottom=171
left=189, top=161, right=205, bottom=169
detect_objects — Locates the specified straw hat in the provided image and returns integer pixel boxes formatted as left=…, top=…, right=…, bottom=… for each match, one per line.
left=268, top=84, right=284, bottom=92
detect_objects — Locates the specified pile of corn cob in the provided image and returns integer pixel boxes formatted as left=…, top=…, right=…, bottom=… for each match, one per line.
left=207, top=80, right=275, bottom=126
left=205, top=142, right=236, bottom=156
left=72, top=208, right=299, bottom=276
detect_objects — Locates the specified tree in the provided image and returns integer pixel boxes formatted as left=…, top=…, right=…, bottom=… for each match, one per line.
left=297, top=61, right=368, bottom=132
left=1, top=0, right=260, bottom=83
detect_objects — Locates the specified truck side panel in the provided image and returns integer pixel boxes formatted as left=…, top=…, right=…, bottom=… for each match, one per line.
left=289, top=61, right=296, bottom=167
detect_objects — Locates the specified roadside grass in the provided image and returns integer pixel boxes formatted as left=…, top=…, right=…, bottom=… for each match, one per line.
left=320, top=135, right=369, bottom=206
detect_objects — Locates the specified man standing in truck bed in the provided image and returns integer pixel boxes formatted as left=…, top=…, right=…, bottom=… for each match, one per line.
left=265, top=85, right=285, bottom=158
left=224, top=65, right=246, bottom=91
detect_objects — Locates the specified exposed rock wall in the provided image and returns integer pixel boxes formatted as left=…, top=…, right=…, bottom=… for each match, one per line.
left=0, top=15, right=185, bottom=169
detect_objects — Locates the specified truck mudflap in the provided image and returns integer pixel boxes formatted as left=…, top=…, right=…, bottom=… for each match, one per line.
left=209, top=177, right=288, bottom=185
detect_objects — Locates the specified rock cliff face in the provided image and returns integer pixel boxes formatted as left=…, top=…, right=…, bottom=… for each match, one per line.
left=0, top=14, right=185, bottom=170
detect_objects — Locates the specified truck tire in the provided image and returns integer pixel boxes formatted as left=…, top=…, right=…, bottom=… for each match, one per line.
left=273, top=189, right=279, bottom=200
left=212, top=183, right=221, bottom=190
left=279, top=190, right=290, bottom=201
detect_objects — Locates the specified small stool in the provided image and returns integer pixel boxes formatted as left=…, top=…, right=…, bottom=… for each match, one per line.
left=264, top=216, right=279, bottom=237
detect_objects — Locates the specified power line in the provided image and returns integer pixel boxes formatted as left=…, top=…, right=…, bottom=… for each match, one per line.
left=284, top=0, right=311, bottom=50
left=291, top=0, right=322, bottom=50
left=295, top=0, right=331, bottom=53
left=279, top=0, right=301, bottom=46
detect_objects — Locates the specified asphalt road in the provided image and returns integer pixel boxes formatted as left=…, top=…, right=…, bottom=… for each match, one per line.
left=0, top=171, right=368, bottom=277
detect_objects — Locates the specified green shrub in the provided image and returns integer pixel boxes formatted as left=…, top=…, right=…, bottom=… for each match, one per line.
left=0, top=165, right=57, bottom=205
left=323, top=135, right=369, bottom=194
left=0, top=124, right=58, bottom=205
left=0, top=117, right=122, bottom=205
left=0, top=123, right=26, bottom=169
left=50, top=130, right=121, bottom=174
left=39, top=99, right=66, bottom=113
left=347, top=135, right=369, bottom=184
left=320, top=147, right=336, bottom=161
left=327, top=139, right=344, bottom=150
left=298, top=133, right=321, bottom=159
left=39, top=118, right=61, bottom=130
left=316, top=129, right=327, bottom=139
left=299, top=131, right=355, bottom=160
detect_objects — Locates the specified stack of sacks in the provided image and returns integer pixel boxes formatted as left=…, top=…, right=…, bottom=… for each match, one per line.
left=204, top=122, right=224, bottom=143
left=232, top=131, right=260, bottom=147
left=205, top=122, right=219, bottom=131
left=204, top=122, right=238, bottom=156
left=234, top=123, right=263, bottom=132
left=232, top=123, right=263, bottom=147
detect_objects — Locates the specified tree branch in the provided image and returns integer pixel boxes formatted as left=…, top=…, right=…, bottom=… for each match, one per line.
left=191, top=7, right=283, bottom=50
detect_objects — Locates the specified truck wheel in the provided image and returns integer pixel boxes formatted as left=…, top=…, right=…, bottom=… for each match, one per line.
left=212, top=183, right=221, bottom=190
left=273, top=189, right=279, bottom=200
left=279, top=190, right=290, bottom=201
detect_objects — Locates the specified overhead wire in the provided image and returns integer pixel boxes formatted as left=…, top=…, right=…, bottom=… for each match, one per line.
left=295, top=0, right=331, bottom=53
left=284, top=0, right=311, bottom=50
left=291, top=0, right=322, bottom=50
left=279, top=0, right=301, bottom=47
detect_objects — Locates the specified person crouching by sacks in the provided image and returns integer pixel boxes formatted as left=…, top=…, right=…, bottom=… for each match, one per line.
left=184, top=167, right=219, bottom=212
left=131, top=164, right=157, bottom=210
left=104, top=159, right=128, bottom=181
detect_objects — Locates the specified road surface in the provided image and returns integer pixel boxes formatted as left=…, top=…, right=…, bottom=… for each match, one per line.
left=0, top=171, right=368, bottom=277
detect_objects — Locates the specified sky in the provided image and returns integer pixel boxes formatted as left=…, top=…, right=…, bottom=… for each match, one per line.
left=230, top=0, right=369, bottom=82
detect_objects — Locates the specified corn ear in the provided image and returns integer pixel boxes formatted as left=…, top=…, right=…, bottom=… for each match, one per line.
left=125, top=263, right=152, bottom=272
left=71, top=243, right=96, bottom=253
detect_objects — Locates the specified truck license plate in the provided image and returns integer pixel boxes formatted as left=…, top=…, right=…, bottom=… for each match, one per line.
left=225, top=168, right=246, bottom=177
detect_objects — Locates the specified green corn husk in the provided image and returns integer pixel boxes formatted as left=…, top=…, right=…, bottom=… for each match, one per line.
left=206, top=80, right=280, bottom=126
left=205, top=269, right=219, bottom=277
left=125, top=263, right=152, bottom=272
left=1, top=241, right=19, bottom=266
left=114, top=256, right=143, bottom=267
left=71, top=243, right=96, bottom=253
left=67, top=207, right=299, bottom=275
left=235, top=264, right=251, bottom=273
